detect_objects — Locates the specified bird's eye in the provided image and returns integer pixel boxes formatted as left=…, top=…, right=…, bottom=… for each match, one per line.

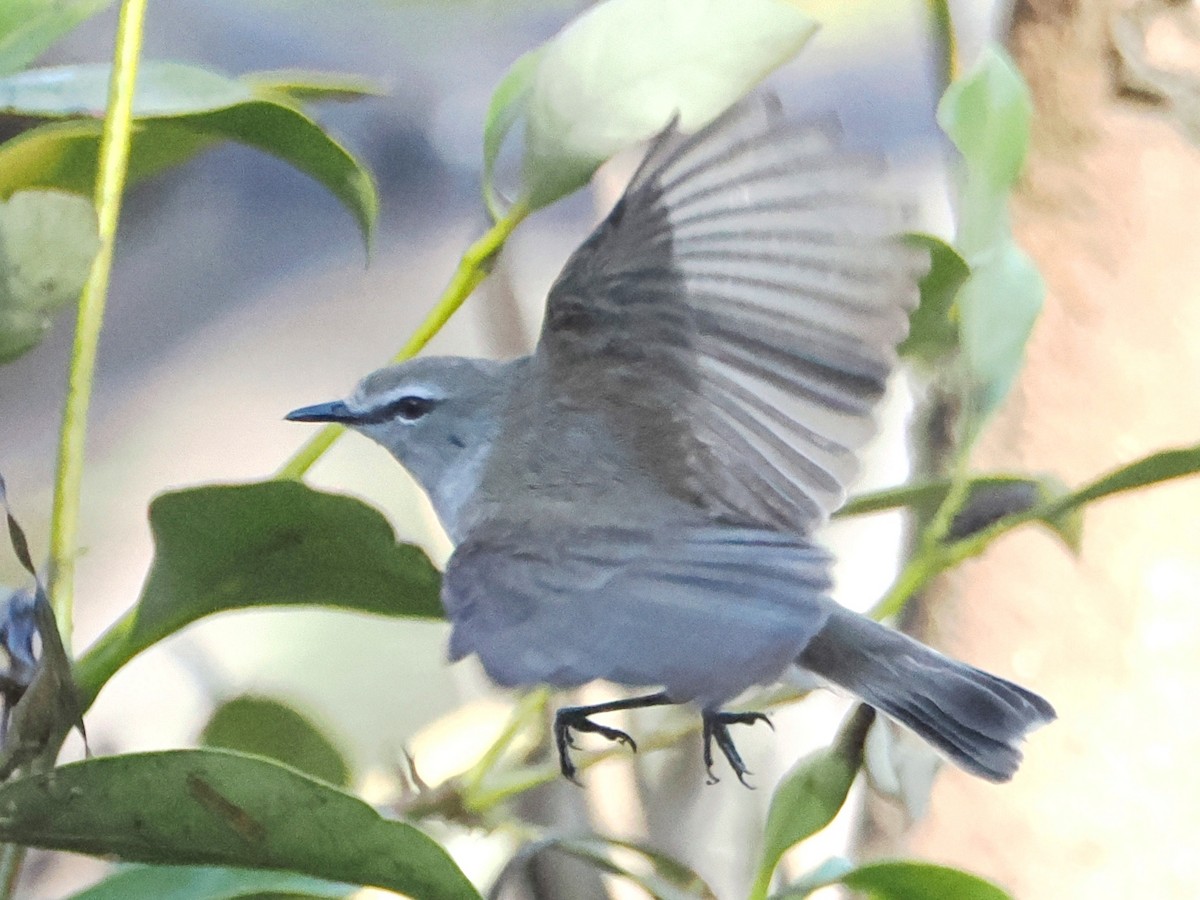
left=390, top=395, right=437, bottom=422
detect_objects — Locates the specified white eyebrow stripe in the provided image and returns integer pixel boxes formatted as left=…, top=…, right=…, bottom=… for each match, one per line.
left=354, top=383, right=443, bottom=414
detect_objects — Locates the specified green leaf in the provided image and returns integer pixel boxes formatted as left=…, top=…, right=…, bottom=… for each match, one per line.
left=0, top=120, right=211, bottom=198
left=1034, top=475, right=1084, bottom=552
left=519, top=0, right=818, bottom=208
left=936, top=46, right=1031, bottom=201
left=956, top=239, right=1044, bottom=416
left=935, top=45, right=1042, bottom=418
left=925, top=0, right=956, bottom=94
left=943, top=473, right=1077, bottom=549
left=0, top=62, right=378, bottom=247
left=0, top=63, right=383, bottom=115
left=838, top=861, right=1011, bottom=900
left=69, top=864, right=352, bottom=900
left=181, top=100, right=377, bottom=248
left=74, top=482, right=442, bottom=709
left=1044, top=443, right=1200, bottom=518
left=837, top=474, right=1079, bottom=552
left=771, top=860, right=1010, bottom=900
left=750, top=707, right=872, bottom=900
left=201, top=695, right=352, bottom=788
left=897, top=233, right=969, bottom=367
left=482, top=47, right=543, bottom=221
left=0, top=61, right=249, bottom=116
left=0, top=0, right=113, bottom=76
left=242, top=70, right=387, bottom=103
left=757, top=749, right=856, bottom=879
left=0, top=749, right=480, bottom=900
left=0, top=190, right=99, bottom=363
left=839, top=479, right=981, bottom=520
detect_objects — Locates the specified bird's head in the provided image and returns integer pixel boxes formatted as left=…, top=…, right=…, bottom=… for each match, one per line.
left=287, top=356, right=521, bottom=538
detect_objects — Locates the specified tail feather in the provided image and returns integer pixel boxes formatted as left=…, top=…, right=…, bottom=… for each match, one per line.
left=797, top=607, right=1055, bottom=782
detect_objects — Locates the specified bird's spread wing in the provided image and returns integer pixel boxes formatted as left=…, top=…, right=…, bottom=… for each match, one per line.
left=443, top=522, right=834, bottom=705
left=537, top=94, right=926, bottom=531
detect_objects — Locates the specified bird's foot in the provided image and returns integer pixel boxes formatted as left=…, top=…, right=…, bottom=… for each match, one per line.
left=702, top=710, right=773, bottom=787
left=554, top=706, right=638, bottom=784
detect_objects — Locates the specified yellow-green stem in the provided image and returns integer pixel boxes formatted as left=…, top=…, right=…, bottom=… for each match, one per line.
left=9, top=4, right=148, bottom=892
left=870, top=550, right=943, bottom=620
left=870, top=435, right=976, bottom=620
left=928, top=439, right=975, bottom=535
left=748, top=865, right=773, bottom=900
left=47, top=0, right=149, bottom=650
left=927, top=0, right=959, bottom=93
left=0, top=846, right=25, bottom=900
left=276, top=198, right=530, bottom=480
left=460, top=688, right=548, bottom=798
left=870, top=483, right=1038, bottom=620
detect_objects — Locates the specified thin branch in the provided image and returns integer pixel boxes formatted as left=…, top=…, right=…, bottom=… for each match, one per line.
left=47, top=0, right=150, bottom=650
left=276, top=198, right=530, bottom=480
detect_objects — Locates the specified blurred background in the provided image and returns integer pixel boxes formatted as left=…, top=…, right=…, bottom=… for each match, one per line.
left=3, top=0, right=1199, bottom=897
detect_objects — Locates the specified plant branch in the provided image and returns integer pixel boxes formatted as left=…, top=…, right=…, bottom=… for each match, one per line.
left=276, top=198, right=531, bottom=480
left=47, top=0, right=149, bottom=650
left=870, top=483, right=1044, bottom=621
left=926, top=0, right=958, bottom=93
left=459, top=688, right=549, bottom=797
left=0, top=845, right=25, bottom=900
left=869, top=422, right=978, bottom=621
left=6, top=10, right=148, bottom=890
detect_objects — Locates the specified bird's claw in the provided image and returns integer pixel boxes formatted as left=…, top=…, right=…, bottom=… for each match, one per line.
left=702, top=709, right=772, bottom=788
left=554, top=707, right=638, bottom=784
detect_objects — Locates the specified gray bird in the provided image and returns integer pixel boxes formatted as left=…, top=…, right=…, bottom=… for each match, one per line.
left=288, top=94, right=1055, bottom=785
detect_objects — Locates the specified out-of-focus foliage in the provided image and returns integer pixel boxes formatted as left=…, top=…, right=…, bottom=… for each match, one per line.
left=937, top=46, right=1043, bottom=421
left=0, top=750, right=481, bottom=899
left=0, top=0, right=113, bottom=75
left=68, top=864, right=352, bottom=900
left=200, top=694, right=353, bottom=787
left=0, top=63, right=379, bottom=246
left=897, top=233, right=969, bottom=368
left=773, top=860, right=1012, bottom=899
left=838, top=473, right=1080, bottom=552
left=0, top=190, right=98, bottom=363
left=750, top=708, right=871, bottom=900
left=74, top=482, right=442, bottom=709
left=484, top=0, right=817, bottom=212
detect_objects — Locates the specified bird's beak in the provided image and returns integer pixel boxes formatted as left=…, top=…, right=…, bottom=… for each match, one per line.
left=285, top=400, right=357, bottom=423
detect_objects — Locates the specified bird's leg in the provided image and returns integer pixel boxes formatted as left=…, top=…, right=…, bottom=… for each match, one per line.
left=702, top=710, right=773, bottom=787
left=554, top=690, right=674, bottom=783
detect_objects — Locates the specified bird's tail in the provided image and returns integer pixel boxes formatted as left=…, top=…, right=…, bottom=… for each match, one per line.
left=797, top=606, right=1055, bottom=782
